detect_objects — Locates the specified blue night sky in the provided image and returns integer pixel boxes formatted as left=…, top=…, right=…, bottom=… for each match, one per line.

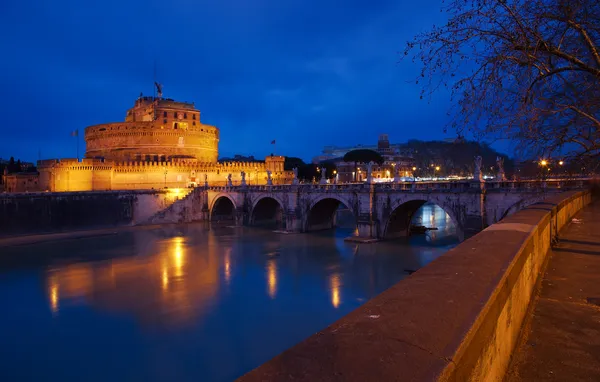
left=0, top=0, right=464, bottom=163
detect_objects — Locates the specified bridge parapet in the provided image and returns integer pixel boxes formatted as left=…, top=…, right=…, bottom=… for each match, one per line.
left=203, top=179, right=590, bottom=193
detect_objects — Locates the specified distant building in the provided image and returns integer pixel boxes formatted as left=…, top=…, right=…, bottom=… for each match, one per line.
left=320, top=134, right=416, bottom=183
left=313, top=134, right=414, bottom=164
left=2, top=169, right=40, bottom=193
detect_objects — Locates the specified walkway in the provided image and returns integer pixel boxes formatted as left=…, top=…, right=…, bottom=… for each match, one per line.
left=506, top=200, right=600, bottom=381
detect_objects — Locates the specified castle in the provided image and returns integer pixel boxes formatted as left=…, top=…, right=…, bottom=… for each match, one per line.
left=37, top=94, right=291, bottom=192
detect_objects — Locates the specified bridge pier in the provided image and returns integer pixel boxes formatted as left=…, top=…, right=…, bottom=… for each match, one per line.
left=285, top=211, right=302, bottom=232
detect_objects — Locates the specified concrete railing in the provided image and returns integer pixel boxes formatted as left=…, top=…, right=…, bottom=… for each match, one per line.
left=238, top=190, right=592, bottom=382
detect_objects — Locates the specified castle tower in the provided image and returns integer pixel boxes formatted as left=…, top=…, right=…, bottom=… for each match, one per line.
left=85, top=96, right=220, bottom=163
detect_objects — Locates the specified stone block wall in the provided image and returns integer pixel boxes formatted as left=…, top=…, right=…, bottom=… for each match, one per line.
left=0, top=190, right=178, bottom=236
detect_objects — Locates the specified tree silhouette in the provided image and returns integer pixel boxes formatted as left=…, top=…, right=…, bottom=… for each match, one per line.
left=343, top=149, right=384, bottom=181
left=405, top=0, right=600, bottom=161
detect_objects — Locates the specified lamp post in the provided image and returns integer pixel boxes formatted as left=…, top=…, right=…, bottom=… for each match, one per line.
left=539, top=159, right=548, bottom=184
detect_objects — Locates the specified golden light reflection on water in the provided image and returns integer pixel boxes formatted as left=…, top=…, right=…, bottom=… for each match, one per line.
left=43, top=231, right=220, bottom=328
left=162, top=269, right=169, bottom=291
left=330, top=273, right=341, bottom=308
left=172, top=237, right=185, bottom=278
left=267, top=260, right=277, bottom=299
left=224, top=248, right=232, bottom=284
left=48, top=277, right=59, bottom=314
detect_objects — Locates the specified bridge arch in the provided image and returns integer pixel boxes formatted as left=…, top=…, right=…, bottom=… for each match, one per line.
left=209, top=193, right=237, bottom=222
left=382, top=196, right=462, bottom=240
left=250, top=195, right=285, bottom=228
left=304, top=195, right=357, bottom=232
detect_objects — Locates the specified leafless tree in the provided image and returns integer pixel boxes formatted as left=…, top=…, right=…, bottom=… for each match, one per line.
left=404, top=0, right=600, bottom=162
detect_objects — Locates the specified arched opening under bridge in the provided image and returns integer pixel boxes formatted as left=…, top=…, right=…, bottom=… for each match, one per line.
left=211, top=196, right=236, bottom=223
left=384, top=201, right=459, bottom=245
left=250, top=197, right=285, bottom=229
left=305, top=198, right=356, bottom=233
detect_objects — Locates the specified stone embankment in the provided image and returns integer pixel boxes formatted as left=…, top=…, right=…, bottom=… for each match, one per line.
left=238, top=190, right=592, bottom=382
left=0, top=190, right=184, bottom=237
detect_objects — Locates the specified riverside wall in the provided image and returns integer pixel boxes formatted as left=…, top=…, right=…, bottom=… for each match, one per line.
left=0, top=190, right=182, bottom=236
left=239, top=190, right=592, bottom=382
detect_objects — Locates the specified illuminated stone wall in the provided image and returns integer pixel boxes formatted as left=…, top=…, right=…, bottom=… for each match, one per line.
left=85, top=121, right=219, bottom=162
left=37, top=157, right=292, bottom=192
left=85, top=97, right=219, bottom=162
left=35, top=97, right=292, bottom=192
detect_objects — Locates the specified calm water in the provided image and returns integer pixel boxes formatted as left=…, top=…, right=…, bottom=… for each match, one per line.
left=0, top=204, right=457, bottom=382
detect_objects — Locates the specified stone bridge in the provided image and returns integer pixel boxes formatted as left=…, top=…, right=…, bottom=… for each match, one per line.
left=167, top=179, right=586, bottom=241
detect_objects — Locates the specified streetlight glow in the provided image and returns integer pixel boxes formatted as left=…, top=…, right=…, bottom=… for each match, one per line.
left=540, top=160, right=548, bottom=166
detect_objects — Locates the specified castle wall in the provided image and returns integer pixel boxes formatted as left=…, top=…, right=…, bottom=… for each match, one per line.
left=37, top=158, right=293, bottom=192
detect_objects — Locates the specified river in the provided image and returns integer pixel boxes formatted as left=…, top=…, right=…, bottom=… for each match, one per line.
left=0, top=204, right=457, bottom=382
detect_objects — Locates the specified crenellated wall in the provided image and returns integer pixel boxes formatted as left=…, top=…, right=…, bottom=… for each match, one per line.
left=37, top=157, right=292, bottom=192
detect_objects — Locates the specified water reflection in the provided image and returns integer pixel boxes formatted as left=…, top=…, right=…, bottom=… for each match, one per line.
left=267, top=259, right=278, bottom=299
left=410, top=203, right=457, bottom=245
left=330, top=273, right=341, bottom=308
left=0, top=205, right=457, bottom=382
left=48, top=276, right=59, bottom=314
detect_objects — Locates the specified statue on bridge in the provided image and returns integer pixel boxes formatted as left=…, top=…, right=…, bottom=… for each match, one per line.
left=393, top=162, right=400, bottom=184
left=266, top=170, right=273, bottom=186
left=473, top=156, right=483, bottom=182
left=227, top=173, right=233, bottom=187
left=292, top=167, right=299, bottom=185
left=204, top=173, right=209, bottom=188
left=240, top=171, right=247, bottom=187
left=319, top=167, right=327, bottom=185
left=496, top=156, right=506, bottom=181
